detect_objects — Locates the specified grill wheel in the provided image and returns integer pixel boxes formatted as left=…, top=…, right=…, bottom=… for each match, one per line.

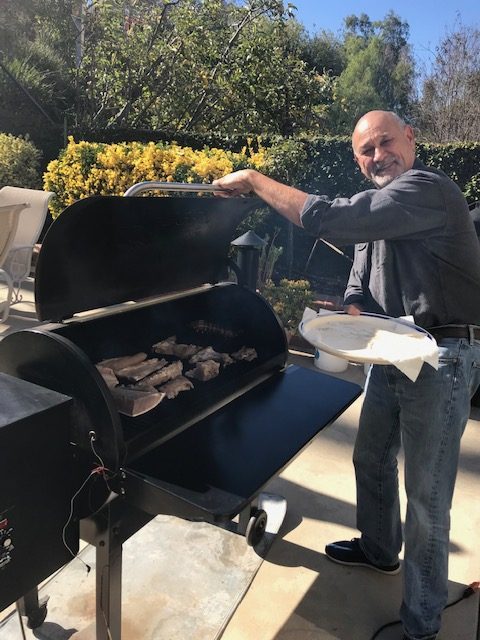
left=245, top=508, right=268, bottom=547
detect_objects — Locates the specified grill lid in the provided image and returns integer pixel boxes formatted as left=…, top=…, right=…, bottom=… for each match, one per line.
left=35, top=194, right=260, bottom=322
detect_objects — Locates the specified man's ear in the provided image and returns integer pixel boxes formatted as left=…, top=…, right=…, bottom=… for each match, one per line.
left=405, top=124, right=415, bottom=146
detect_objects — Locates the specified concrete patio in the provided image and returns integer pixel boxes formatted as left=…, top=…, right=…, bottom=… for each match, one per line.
left=1, top=278, right=479, bottom=640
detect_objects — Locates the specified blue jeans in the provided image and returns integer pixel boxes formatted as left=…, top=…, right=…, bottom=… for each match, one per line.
left=354, top=338, right=480, bottom=640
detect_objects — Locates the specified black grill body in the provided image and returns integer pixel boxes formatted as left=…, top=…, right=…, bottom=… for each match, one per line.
left=0, top=193, right=362, bottom=638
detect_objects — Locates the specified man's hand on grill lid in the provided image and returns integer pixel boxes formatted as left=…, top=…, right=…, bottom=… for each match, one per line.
left=213, top=169, right=308, bottom=227
left=213, top=169, right=255, bottom=197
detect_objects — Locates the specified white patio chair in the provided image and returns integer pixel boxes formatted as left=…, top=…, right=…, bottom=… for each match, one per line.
left=0, top=200, right=29, bottom=322
left=0, top=186, right=54, bottom=303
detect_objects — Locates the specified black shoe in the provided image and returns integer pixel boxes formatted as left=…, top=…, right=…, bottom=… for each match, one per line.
left=325, top=538, right=401, bottom=575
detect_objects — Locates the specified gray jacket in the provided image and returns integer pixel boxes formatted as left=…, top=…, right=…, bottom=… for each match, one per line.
left=300, top=159, right=480, bottom=328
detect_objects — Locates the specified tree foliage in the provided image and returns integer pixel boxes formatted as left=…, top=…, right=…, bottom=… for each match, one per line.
left=329, top=11, right=416, bottom=133
left=1, top=0, right=331, bottom=135
left=299, top=29, right=345, bottom=77
left=0, top=1, right=478, bottom=145
left=72, top=0, right=336, bottom=135
left=0, top=0, right=76, bottom=121
left=415, top=23, right=480, bottom=142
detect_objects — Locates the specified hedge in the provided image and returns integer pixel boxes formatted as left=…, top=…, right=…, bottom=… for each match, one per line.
left=69, top=127, right=256, bottom=154
left=262, top=136, right=480, bottom=203
left=41, top=134, right=480, bottom=306
left=44, top=135, right=480, bottom=217
left=0, top=132, right=42, bottom=189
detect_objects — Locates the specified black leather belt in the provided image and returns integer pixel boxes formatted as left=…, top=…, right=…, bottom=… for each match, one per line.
left=428, top=324, right=480, bottom=341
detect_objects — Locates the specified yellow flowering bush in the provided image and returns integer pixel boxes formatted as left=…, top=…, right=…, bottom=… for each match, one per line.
left=44, top=138, right=266, bottom=218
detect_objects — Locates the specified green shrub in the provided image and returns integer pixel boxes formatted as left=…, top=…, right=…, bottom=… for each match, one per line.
left=262, top=278, right=314, bottom=334
left=263, top=137, right=480, bottom=204
left=0, top=132, right=42, bottom=189
left=43, top=133, right=480, bottom=219
left=417, top=142, right=480, bottom=204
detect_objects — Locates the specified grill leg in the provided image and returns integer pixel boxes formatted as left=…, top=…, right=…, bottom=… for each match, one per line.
left=96, top=528, right=122, bottom=640
left=16, top=587, right=49, bottom=629
left=81, top=498, right=154, bottom=640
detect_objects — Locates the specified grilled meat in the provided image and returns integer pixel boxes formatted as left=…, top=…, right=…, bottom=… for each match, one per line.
left=142, top=360, right=183, bottom=387
left=125, top=381, right=158, bottom=393
left=152, top=336, right=201, bottom=359
left=231, top=346, right=258, bottom=362
left=116, top=358, right=168, bottom=383
left=158, top=376, right=194, bottom=399
left=190, top=320, right=239, bottom=339
left=189, top=346, right=234, bottom=366
left=96, top=365, right=118, bottom=388
left=97, top=352, right=147, bottom=373
left=185, top=359, right=220, bottom=382
left=110, top=386, right=165, bottom=417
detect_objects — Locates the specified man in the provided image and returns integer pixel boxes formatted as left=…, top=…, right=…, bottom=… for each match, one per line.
left=213, top=110, right=480, bottom=640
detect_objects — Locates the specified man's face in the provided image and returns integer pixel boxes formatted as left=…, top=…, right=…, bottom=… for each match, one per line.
left=352, top=111, right=416, bottom=188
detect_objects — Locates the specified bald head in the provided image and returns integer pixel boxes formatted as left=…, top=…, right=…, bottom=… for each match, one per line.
left=352, top=111, right=416, bottom=188
left=353, top=111, right=407, bottom=138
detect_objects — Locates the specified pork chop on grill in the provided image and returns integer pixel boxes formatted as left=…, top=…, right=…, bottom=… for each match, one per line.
left=185, top=359, right=220, bottom=382
left=116, top=358, right=168, bottom=383
left=158, top=376, right=194, bottom=399
left=97, top=352, right=147, bottom=373
left=142, top=360, right=183, bottom=387
left=232, top=346, right=258, bottom=362
left=110, top=386, right=166, bottom=417
left=125, top=381, right=158, bottom=393
left=189, top=346, right=234, bottom=366
left=152, top=336, right=201, bottom=359
left=96, top=365, right=118, bottom=388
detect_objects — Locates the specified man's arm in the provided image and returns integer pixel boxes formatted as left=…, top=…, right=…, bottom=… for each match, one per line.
left=213, top=169, right=308, bottom=227
left=343, top=244, right=369, bottom=313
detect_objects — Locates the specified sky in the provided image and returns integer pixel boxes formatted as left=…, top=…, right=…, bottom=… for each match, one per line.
left=288, top=0, right=480, bottom=73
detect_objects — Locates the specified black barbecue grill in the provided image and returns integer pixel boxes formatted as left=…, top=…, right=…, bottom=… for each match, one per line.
left=0, top=184, right=362, bottom=639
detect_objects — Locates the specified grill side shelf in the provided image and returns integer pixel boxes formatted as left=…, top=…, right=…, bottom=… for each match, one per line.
left=120, top=365, right=362, bottom=522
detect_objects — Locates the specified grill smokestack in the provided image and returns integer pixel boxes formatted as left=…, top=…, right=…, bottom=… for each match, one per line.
left=231, top=230, right=266, bottom=291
